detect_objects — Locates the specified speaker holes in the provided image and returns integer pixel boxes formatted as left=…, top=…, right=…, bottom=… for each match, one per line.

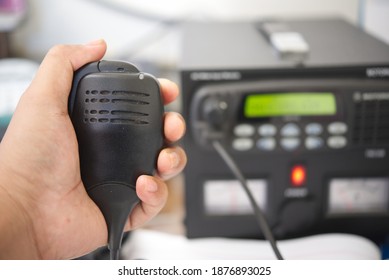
left=112, top=90, right=149, bottom=97
left=353, top=99, right=389, bottom=145
left=112, top=99, right=149, bottom=105
left=85, top=90, right=150, bottom=96
left=111, top=110, right=148, bottom=117
left=84, top=118, right=110, bottom=123
left=110, top=119, right=149, bottom=125
left=82, top=89, right=151, bottom=125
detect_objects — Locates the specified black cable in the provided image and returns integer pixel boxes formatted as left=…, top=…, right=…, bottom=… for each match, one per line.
left=87, top=184, right=140, bottom=261
left=110, top=249, right=120, bottom=260
left=212, top=140, right=284, bottom=260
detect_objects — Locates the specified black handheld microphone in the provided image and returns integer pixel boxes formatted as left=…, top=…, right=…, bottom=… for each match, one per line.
left=68, top=60, right=164, bottom=259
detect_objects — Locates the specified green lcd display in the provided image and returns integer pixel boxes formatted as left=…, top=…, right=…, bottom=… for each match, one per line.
left=244, top=93, right=336, bottom=118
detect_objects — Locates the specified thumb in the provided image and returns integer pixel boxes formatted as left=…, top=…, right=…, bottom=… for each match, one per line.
left=26, top=40, right=107, bottom=112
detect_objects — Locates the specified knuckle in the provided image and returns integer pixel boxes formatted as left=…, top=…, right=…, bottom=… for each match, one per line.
left=46, top=44, right=68, bottom=60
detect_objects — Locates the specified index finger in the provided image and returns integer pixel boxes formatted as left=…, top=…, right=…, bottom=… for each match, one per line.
left=158, top=78, right=179, bottom=105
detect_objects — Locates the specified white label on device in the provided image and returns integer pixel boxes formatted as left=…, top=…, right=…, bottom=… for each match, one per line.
left=204, top=179, right=267, bottom=215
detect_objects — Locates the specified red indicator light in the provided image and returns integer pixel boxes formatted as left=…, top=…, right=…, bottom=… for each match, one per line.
left=291, top=165, right=306, bottom=187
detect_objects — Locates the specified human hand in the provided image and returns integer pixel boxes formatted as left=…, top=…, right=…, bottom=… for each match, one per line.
left=0, top=40, right=186, bottom=259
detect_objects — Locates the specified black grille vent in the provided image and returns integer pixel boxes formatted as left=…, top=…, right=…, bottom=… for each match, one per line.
left=83, top=90, right=150, bottom=124
left=353, top=100, right=389, bottom=145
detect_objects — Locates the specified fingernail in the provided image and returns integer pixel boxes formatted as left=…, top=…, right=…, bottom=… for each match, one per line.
left=145, top=178, right=158, bottom=193
left=167, top=150, right=180, bottom=169
left=85, top=39, right=104, bottom=46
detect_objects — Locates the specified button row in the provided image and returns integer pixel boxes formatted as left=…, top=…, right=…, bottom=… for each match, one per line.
left=232, top=135, right=347, bottom=151
left=232, top=122, right=348, bottom=151
left=234, top=122, right=348, bottom=138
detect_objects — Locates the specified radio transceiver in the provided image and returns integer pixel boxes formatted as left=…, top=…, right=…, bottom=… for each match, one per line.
left=181, top=19, right=389, bottom=241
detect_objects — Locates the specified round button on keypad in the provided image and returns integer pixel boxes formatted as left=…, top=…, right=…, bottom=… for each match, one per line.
left=234, top=124, right=255, bottom=137
left=327, top=136, right=347, bottom=149
left=232, top=138, right=254, bottom=151
left=258, top=124, right=277, bottom=136
left=257, top=138, right=276, bottom=151
left=281, top=123, right=300, bottom=137
left=328, top=122, right=347, bottom=135
left=305, top=123, right=323, bottom=136
left=280, top=137, right=300, bottom=151
left=305, top=136, right=324, bottom=150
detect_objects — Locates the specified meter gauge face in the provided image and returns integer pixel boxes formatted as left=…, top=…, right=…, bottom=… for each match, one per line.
left=203, top=179, right=267, bottom=215
left=327, top=178, right=389, bottom=216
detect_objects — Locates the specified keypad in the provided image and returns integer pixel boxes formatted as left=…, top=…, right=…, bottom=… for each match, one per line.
left=231, top=122, right=348, bottom=152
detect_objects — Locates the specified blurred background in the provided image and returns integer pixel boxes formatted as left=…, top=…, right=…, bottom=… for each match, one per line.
left=0, top=0, right=388, bottom=113
left=1, top=0, right=388, bottom=112
left=1, top=0, right=389, bottom=259
left=3, top=0, right=389, bottom=71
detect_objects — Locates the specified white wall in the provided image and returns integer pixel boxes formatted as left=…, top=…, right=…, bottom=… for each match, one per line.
left=11, top=0, right=362, bottom=64
left=364, top=0, right=389, bottom=44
